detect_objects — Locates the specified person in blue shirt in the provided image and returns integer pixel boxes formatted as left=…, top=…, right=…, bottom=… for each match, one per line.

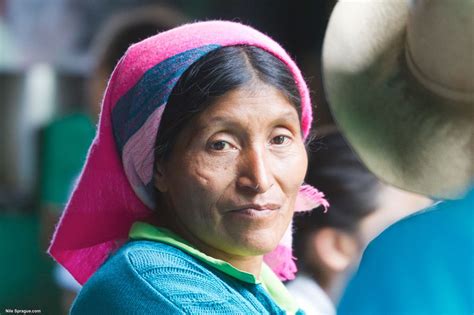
left=288, top=131, right=431, bottom=315
left=322, top=0, right=474, bottom=314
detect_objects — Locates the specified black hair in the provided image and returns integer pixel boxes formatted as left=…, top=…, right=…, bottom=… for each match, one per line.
left=293, top=131, right=383, bottom=275
left=154, top=45, right=301, bottom=162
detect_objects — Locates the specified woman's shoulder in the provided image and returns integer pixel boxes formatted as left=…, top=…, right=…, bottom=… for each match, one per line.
left=84, top=239, right=228, bottom=290
left=117, top=239, right=202, bottom=270
left=112, top=240, right=233, bottom=284
left=71, top=240, right=245, bottom=314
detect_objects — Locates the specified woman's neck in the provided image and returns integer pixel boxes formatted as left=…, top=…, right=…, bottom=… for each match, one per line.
left=161, top=217, right=264, bottom=278
left=195, top=238, right=264, bottom=278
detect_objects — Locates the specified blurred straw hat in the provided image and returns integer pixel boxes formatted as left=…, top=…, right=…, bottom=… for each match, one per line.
left=322, top=0, right=473, bottom=199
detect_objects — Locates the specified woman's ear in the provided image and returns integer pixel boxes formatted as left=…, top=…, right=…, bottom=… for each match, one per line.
left=312, top=228, right=359, bottom=272
left=154, top=162, right=169, bottom=193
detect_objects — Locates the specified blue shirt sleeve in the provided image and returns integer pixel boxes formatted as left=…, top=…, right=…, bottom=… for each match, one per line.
left=338, top=192, right=474, bottom=315
left=70, top=249, right=184, bottom=314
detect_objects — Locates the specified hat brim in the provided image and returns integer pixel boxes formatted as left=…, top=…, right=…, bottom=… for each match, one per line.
left=322, top=0, right=473, bottom=199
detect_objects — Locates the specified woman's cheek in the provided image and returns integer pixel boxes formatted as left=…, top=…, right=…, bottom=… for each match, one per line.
left=275, top=144, right=308, bottom=188
left=187, top=152, right=236, bottom=198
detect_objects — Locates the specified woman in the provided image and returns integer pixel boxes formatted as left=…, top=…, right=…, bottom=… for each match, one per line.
left=49, top=21, right=327, bottom=314
left=288, top=131, right=431, bottom=315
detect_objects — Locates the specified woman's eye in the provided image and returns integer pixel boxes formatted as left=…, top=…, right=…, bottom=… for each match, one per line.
left=271, top=135, right=291, bottom=145
left=210, top=141, right=232, bottom=151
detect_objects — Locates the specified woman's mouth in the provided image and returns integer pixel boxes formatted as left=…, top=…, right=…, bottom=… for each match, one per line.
left=228, top=203, right=281, bottom=219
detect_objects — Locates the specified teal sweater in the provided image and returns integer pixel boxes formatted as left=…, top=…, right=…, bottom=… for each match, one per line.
left=71, top=224, right=303, bottom=314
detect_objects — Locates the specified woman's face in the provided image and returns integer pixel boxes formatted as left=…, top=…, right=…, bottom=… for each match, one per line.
left=155, top=83, right=308, bottom=261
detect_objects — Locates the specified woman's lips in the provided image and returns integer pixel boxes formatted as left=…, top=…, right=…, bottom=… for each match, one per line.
left=228, top=203, right=281, bottom=218
left=230, top=203, right=281, bottom=211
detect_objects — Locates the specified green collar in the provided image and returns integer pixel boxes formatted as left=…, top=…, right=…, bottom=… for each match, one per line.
left=129, top=222, right=299, bottom=314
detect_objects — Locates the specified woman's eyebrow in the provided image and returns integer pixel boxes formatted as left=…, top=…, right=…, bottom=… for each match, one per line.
left=212, top=107, right=299, bottom=123
left=273, top=108, right=300, bottom=122
left=194, top=108, right=300, bottom=133
left=194, top=116, right=242, bottom=133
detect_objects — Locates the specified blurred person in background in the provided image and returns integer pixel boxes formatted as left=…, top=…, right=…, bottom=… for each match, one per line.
left=39, top=5, right=185, bottom=314
left=287, top=130, right=431, bottom=315
left=322, top=0, right=474, bottom=314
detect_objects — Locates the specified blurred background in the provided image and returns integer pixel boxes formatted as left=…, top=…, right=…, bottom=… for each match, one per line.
left=0, top=0, right=337, bottom=313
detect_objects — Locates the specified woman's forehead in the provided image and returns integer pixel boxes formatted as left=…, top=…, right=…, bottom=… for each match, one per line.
left=194, top=85, right=300, bottom=129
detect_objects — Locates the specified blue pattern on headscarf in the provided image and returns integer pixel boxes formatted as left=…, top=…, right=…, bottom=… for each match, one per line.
left=112, top=45, right=221, bottom=153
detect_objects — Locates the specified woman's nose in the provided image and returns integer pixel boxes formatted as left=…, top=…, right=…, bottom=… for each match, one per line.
left=236, top=146, right=273, bottom=194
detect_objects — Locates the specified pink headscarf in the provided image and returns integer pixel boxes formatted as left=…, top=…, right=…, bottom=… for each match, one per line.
left=49, top=20, right=328, bottom=285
